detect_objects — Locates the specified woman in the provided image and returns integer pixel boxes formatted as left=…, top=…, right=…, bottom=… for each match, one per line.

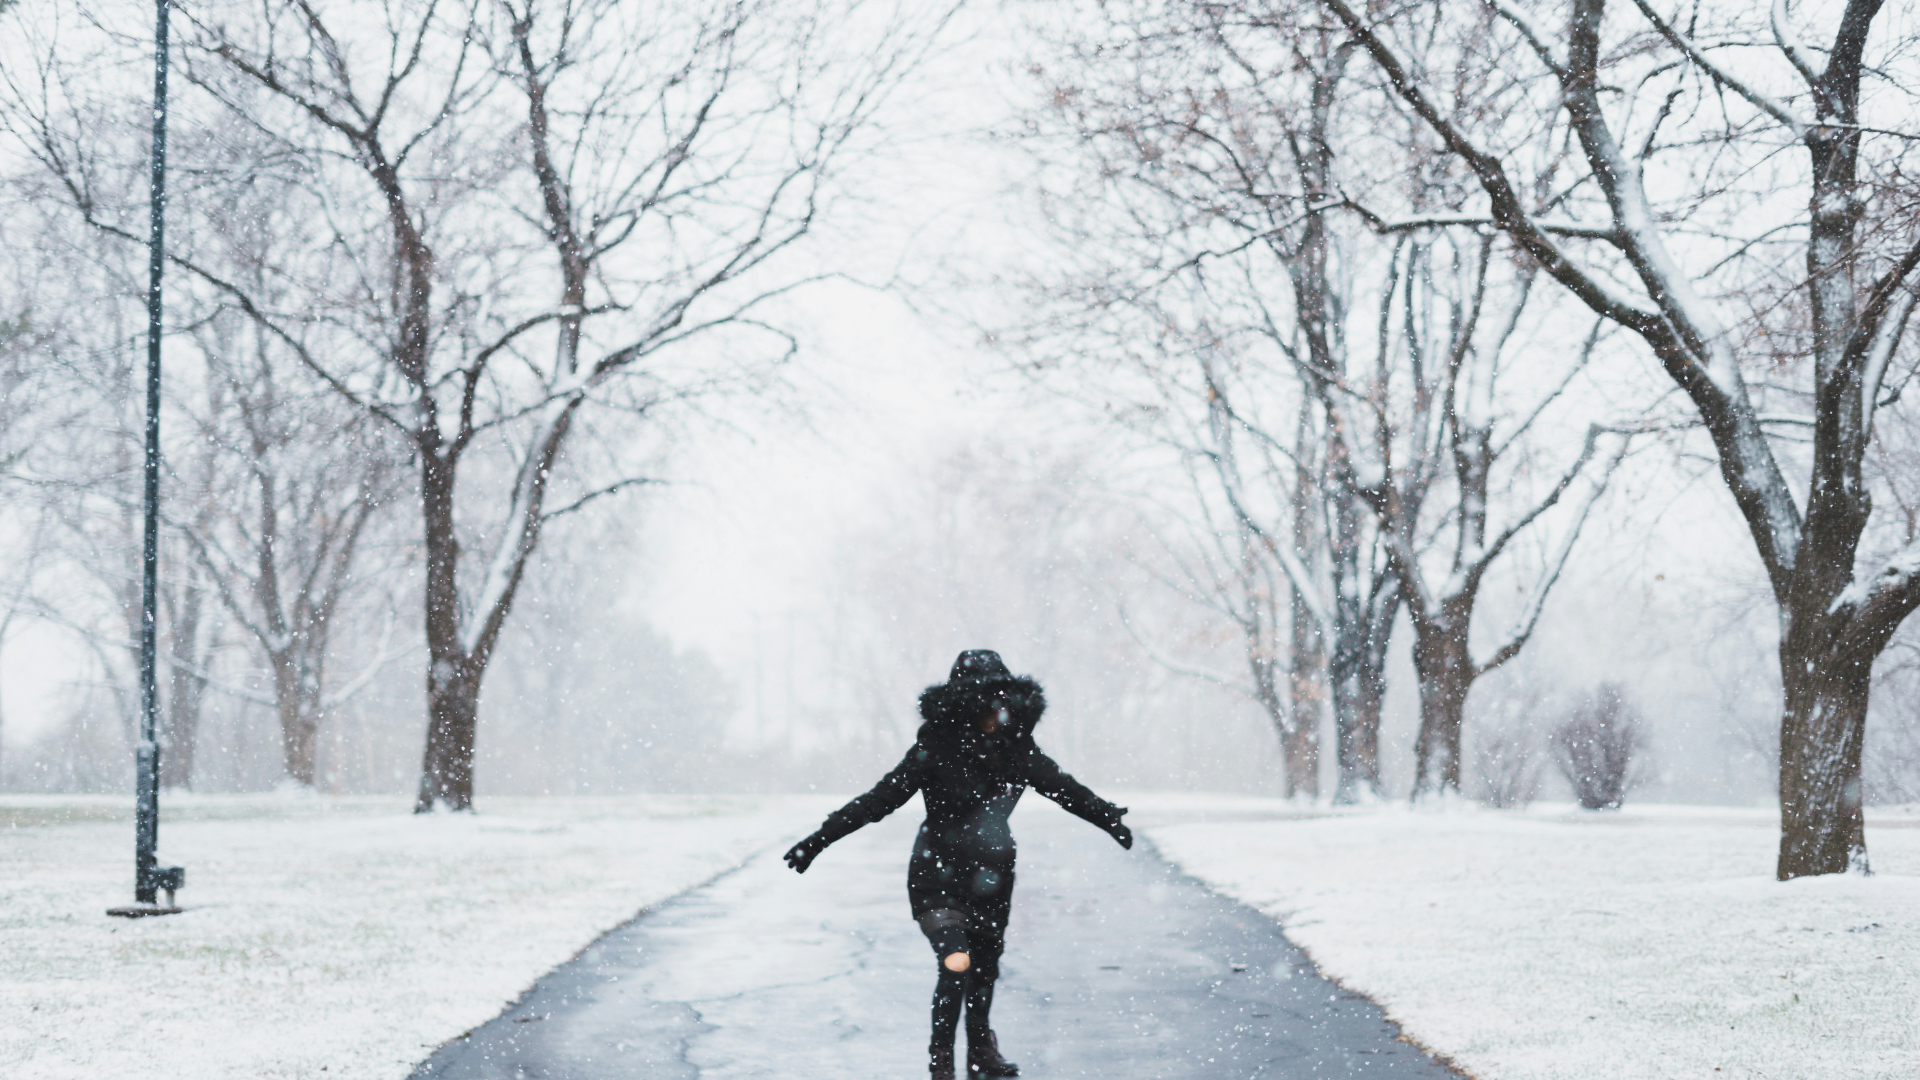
left=784, top=650, right=1133, bottom=1080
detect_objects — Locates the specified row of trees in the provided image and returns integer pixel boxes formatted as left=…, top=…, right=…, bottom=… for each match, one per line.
left=3, top=0, right=1915, bottom=882
left=1007, top=0, right=1920, bottom=878
left=0, top=0, right=949, bottom=807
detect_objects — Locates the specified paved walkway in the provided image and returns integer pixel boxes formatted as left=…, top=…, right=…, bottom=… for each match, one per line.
left=412, top=805, right=1461, bottom=1079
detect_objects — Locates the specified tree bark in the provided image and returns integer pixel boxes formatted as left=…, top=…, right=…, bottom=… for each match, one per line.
left=418, top=662, right=481, bottom=811
left=1327, top=483, right=1366, bottom=801
left=1282, top=701, right=1320, bottom=798
left=1285, top=581, right=1324, bottom=800
left=1350, top=573, right=1398, bottom=793
left=1409, top=603, right=1474, bottom=796
left=415, top=448, right=471, bottom=810
left=271, top=648, right=321, bottom=787
left=1777, top=634, right=1871, bottom=876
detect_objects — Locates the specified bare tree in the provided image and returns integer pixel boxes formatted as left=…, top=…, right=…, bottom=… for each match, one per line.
left=1118, top=398, right=1322, bottom=797
left=1341, top=235, right=1628, bottom=797
left=1019, top=0, right=1623, bottom=798
left=173, top=313, right=403, bottom=788
left=3, top=49, right=411, bottom=789
left=1319, top=0, right=1920, bottom=875
left=1551, top=682, right=1648, bottom=809
left=79, top=0, right=947, bottom=811
left=1019, top=2, right=1402, bottom=799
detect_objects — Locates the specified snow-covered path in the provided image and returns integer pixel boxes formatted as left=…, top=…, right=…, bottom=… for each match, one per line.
left=411, top=802, right=1460, bottom=1079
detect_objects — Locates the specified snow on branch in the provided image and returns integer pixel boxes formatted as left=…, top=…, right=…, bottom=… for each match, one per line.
left=1862, top=286, right=1919, bottom=422
left=1340, top=200, right=1619, bottom=242
left=1318, top=0, right=1659, bottom=331
left=322, top=609, right=414, bottom=709
left=1771, top=0, right=1824, bottom=87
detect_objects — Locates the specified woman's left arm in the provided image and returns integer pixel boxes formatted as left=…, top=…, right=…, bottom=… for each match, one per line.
left=1024, top=746, right=1131, bottom=849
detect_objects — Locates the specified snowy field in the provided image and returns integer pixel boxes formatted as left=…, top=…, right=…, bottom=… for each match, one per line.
left=1145, top=800, right=1920, bottom=1080
left=0, top=792, right=824, bottom=1080
left=9, top=792, right=1915, bottom=1080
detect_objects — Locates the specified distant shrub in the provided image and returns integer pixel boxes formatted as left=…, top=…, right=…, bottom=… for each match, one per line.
left=1550, top=683, right=1648, bottom=810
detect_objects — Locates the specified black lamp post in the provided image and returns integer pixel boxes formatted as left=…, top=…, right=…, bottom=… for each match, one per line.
left=108, top=0, right=185, bottom=919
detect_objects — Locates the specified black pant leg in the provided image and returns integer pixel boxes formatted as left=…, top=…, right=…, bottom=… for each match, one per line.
left=966, top=869, right=1014, bottom=982
left=931, top=966, right=966, bottom=1062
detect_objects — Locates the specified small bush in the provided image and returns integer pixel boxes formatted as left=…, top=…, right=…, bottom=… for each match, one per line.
left=1550, top=683, right=1648, bottom=810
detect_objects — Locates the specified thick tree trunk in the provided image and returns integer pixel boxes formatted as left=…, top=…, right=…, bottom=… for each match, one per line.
left=1328, top=576, right=1390, bottom=795
left=418, top=666, right=481, bottom=811
left=1776, top=646, right=1869, bottom=877
left=272, top=650, right=321, bottom=787
left=1329, top=649, right=1369, bottom=802
left=1328, top=493, right=1384, bottom=801
left=1282, top=716, right=1319, bottom=799
left=416, top=449, right=475, bottom=811
left=1410, top=609, right=1474, bottom=797
left=1775, top=554, right=1889, bottom=877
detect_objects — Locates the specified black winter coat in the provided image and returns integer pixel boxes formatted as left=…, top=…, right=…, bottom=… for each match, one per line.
left=809, top=673, right=1125, bottom=916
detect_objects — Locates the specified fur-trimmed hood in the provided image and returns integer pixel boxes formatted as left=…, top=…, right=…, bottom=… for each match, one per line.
left=917, top=674, right=1046, bottom=742
left=916, top=649, right=1046, bottom=744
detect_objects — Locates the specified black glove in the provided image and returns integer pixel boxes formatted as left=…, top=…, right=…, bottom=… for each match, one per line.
left=1105, top=807, right=1132, bottom=850
left=784, top=832, right=830, bottom=873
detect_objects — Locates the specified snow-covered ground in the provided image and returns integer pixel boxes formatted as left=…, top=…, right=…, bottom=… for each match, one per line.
left=1145, top=800, right=1920, bottom=1080
left=11, top=791, right=1913, bottom=1080
left=0, top=792, right=823, bottom=1080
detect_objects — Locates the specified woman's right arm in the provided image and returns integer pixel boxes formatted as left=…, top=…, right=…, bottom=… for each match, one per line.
left=784, top=745, right=926, bottom=872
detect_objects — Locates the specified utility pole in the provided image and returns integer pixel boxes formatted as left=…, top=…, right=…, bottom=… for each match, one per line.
left=109, top=0, right=185, bottom=919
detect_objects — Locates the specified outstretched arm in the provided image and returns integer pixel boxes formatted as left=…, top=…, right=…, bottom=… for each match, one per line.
left=1024, top=747, right=1132, bottom=849
left=784, top=745, right=926, bottom=872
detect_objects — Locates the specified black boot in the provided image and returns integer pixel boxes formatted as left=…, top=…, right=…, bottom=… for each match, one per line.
left=967, top=1030, right=1019, bottom=1078
left=931, top=1043, right=957, bottom=1080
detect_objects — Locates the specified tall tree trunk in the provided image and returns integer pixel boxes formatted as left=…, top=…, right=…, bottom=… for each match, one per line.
left=1285, top=585, right=1324, bottom=800
left=419, top=665, right=481, bottom=811
left=1283, top=414, right=1324, bottom=800
left=1410, top=602, right=1475, bottom=797
left=1777, top=632, right=1870, bottom=876
left=1329, top=645, right=1368, bottom=801
left=1328, top=489, right=1379, bottom=802
left=1282, top=704, right=1319, bottom=798
left=412, top=404, right=576, bottom=811
left=1349, top=573, right=1399, bottom=795
left=1774, top=43, right=1883, bottom=878
left=272, top=649, right=320, bottom=786
left=416, top=449, right=474, bottom=810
